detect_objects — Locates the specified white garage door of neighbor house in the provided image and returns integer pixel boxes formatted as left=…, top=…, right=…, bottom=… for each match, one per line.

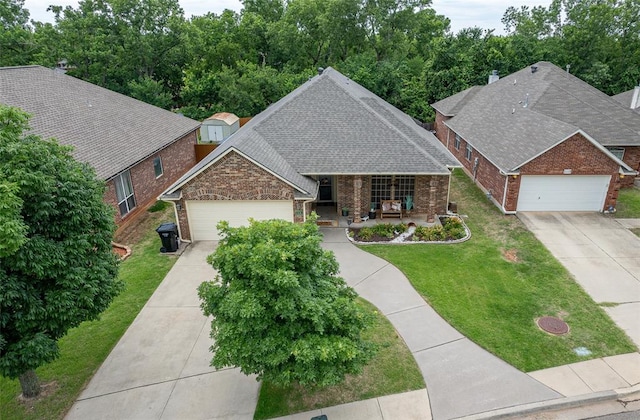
left=187, top=200, right=294, bottom=241
left=517, top=175, right=611, bottom=212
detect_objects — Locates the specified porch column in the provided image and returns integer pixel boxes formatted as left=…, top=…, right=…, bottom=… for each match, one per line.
left=428, top=177, right=437, bottom=223
left=353, top=176, right=362, bottom=223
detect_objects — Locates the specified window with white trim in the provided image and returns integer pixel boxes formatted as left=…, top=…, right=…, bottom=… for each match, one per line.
left=454, top=134, right=461, bottom=150
left=607, top=147, right=625, bottom=161
left=114, top=170, right=136, bottom=216
left=465, top=143, right=472, bottom=161
left=153, top=156, right=163, bottom=178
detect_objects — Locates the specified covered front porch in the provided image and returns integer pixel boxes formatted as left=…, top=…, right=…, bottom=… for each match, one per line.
left=313, top=204, right=439, bottom=228
left=308, top=173, right=451, bottom=225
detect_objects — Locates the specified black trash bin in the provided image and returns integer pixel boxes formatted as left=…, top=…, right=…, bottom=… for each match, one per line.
left=156, top=222, right=179, bottom=253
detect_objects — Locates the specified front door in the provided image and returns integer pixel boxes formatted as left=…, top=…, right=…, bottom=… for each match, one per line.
left=318, top=176, right=333, bottom=202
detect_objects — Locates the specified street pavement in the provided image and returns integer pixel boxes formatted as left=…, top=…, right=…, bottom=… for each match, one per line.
left=66, top=219, right=640, bottom=420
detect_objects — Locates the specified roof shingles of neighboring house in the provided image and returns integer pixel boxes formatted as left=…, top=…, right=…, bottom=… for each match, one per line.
left=165, top=67, right=460, bottom=198
left=432, top=61, right=640, bottom=172
left=0, top=65, right=200, bottom=180
left=613, top=88, right=640, bottom=114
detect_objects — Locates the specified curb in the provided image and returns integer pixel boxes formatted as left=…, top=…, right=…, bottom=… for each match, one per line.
left=458, top=385, right=640, bottom=419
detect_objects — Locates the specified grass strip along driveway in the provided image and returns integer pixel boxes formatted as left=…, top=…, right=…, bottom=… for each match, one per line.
left=615, top=187, right=640, bottom=219
left=364, top=170, right=636, bottom=373
left=0, top=208, right=179, bottom=420
left=254, top=298, right=424, bottom=419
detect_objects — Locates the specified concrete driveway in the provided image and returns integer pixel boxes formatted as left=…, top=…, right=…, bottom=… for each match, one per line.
left=66, top=241, right=260, bottom=420
left=518, top=212, right=640, bottom=348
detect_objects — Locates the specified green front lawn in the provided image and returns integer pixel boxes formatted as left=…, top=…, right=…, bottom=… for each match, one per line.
left=615, top=187, right=640, bottom=218
left=0, top=209, right=178, bottom=420
left=364, top=170, right=636, bottom=372
left=254, top=299, right=424, bottom=419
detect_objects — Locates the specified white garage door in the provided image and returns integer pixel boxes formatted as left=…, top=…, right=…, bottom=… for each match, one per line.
left=517, top=175, right=611, bottom=212
left=187, top=200, right=294, bottom=240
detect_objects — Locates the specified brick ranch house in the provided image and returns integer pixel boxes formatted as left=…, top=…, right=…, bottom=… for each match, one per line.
left=0, top=65, right=201, bottom=226
left=432, top=61, right=638, bottom=213
left=160, top=67, right=460, bottom=241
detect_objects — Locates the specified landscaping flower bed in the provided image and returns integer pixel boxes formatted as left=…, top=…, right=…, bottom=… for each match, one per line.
left=347, top=216, right=470, bottom=244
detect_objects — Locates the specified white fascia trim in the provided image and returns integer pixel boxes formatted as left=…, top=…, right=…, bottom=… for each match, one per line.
left=302, top=172, right=452, bottom=176
left=511, top=130, right=635, bottom=173
left=164, top=147, right=313, bottom=196
left=157, top=191, right=182, bottom=201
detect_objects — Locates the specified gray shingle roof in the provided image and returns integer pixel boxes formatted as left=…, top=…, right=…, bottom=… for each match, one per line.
left=612, top=88, right=640, bottom=113
left=431, top=86, right=482, bottom=117
left=438, top=62, right=640, bottom=172
left=163, top=67, right=459, bottom=197
left=0, top=66, right=200, bottom=180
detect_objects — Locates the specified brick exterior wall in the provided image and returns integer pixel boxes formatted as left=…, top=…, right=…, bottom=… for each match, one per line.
left=337, top=175, right=370, bottom=221
left=108, top=129, right=198, bottom=226
left=434, top=111, right=451, bottom=147
left=336, top=174, right=448, bottom=222
left=174, top=150, right=298, bottom=240
left=621, top=146, right=640, bottom=187
left=434, top=111, right=623, bottom=212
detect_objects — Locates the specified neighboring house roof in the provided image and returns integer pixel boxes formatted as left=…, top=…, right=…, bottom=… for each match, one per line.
left=204, top=112, right=239, bottom=125
left=431, top=86, right=482, bottom=117
left=432, top=61, right=640, bottom=173
left=612, top=87, right=640, bottom=113
left=0, top=65, right=200, bottom=180
left=163, top=67, right=460, bottom=198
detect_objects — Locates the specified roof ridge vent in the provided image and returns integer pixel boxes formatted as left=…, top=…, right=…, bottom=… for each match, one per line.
left=531, top=65, right=538, bottom=73
left=318, top=67, right=324, bottom=75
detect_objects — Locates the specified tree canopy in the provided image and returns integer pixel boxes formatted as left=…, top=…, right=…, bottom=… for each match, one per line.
left=198, top=218, right=376, bottom=386
left=2, top=0, right=638, bottom=121
left=0, top=105, right=123, bottom=398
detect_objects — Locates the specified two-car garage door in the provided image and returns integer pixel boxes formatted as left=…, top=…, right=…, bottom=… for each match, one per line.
left=186, top=200, right=294, bottom=240
left=516, top=175, right=611, bottom=212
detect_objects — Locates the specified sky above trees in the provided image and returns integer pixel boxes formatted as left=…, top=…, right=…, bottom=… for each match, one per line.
left=23, top=0, right=548, bottom=34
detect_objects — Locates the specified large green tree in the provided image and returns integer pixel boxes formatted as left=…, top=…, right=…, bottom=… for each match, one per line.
left=0, top=106, right=123, bottom=398
left=0, top=0, right=36, bottom=65
left=198, top=218, right=375, bottom=387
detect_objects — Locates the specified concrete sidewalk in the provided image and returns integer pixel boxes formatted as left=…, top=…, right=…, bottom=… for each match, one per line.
left=271, top=227, right=639, bottom=420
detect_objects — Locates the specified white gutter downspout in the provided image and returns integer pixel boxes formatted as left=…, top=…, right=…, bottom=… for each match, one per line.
left=301, top=197, right=315, bottom=222
left=301, top=181, right=320, bottom=223
left=171, top=200, right=191, bottom=244
left=446, top=168, right=453, bottom=213
left=501, top=175, right=509, bottom=213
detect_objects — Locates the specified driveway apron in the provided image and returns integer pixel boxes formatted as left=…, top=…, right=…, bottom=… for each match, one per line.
left=518, top=212, right=640, bottom=348
left=320, top=228, right=560, bottom=420
left=66, top=241, right=260, bottom=420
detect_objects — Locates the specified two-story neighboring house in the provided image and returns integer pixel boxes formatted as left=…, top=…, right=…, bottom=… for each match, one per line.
left=0, top=65, right=201, bottom=226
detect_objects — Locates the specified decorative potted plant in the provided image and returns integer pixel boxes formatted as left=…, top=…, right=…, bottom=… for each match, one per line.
left=341, top=206, right=349, bottom=216
left=405, top=195, right=413, bottom=214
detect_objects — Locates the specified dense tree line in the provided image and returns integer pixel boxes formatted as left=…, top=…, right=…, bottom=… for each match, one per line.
left=3, top=0, right=639, bottom=121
